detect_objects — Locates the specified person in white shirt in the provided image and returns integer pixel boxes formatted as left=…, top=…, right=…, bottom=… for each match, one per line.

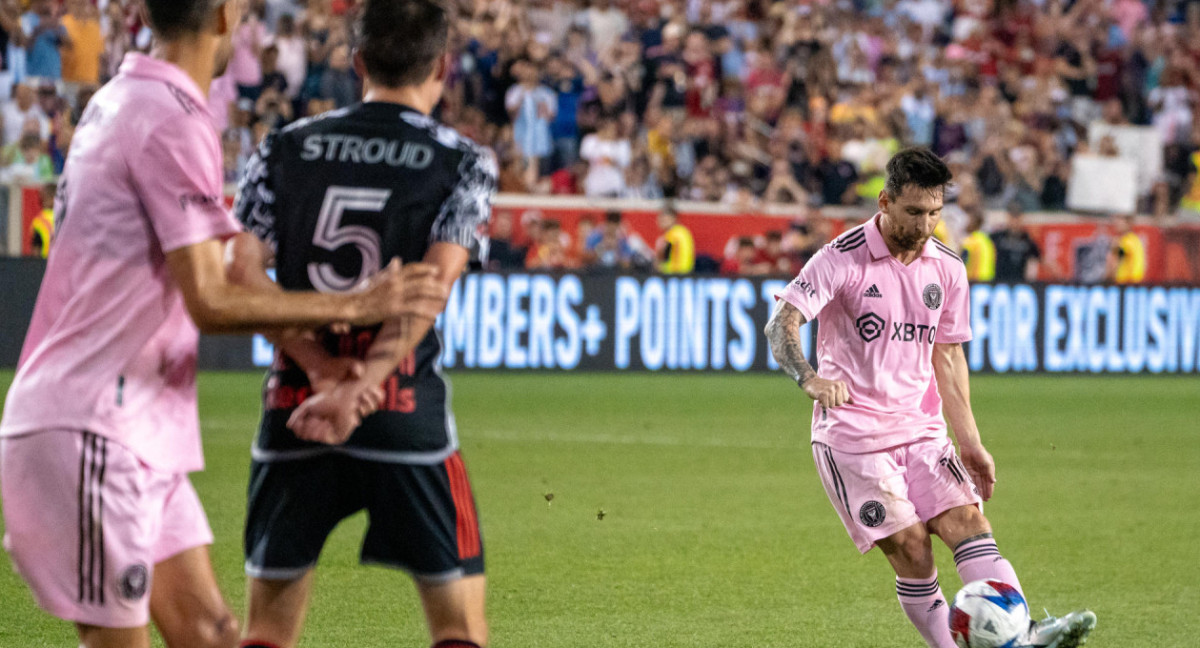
left=580, top=118, right=630, bottom=197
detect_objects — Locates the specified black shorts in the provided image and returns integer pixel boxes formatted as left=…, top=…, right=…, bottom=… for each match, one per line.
left=244, top=450, right=484, bottom=582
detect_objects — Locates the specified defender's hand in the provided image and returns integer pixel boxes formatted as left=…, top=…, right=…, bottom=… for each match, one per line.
left=305, top=356, right=365, bottom=394
left=801, top=376, right=853, bottom=408
left=288, top=382, right=383, bottom=445
left=958, top=442, right=997, bottom=501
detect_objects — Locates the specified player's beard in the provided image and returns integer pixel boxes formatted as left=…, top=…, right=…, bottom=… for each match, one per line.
left=893, top=228, right=930, bottom=252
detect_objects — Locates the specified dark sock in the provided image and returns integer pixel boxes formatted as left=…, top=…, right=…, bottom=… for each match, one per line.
left=432, top=641, right=483, bottom=648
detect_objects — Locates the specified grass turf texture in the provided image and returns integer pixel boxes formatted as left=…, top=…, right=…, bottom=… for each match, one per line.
left=1, top=371, right=1198, bottom=647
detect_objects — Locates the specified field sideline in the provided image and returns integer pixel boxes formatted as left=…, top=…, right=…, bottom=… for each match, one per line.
left=1, top=371, right=1198, bottom=647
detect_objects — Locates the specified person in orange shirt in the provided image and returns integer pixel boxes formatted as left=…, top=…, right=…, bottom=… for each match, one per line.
left=61, top=0, right=103, bottom=92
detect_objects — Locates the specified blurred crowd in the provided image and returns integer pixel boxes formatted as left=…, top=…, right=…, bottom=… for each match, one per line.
left=0, top=0, right=1187, bottom=279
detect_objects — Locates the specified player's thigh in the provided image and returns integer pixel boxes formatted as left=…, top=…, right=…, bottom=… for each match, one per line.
left=1, top=430, right=175, bottom=629
left=903, top=437, right=985, bottom=529
left=416, top=574, right=487, bottom=645
left=811, top=442, right=919, bottom=554
left=359, top=451, right=484, bottom=581
left=244, top=454, right=362, bottom=579
left=149, top=545, right=238, bottom=648
left=244, top=572, right=316, bottom=648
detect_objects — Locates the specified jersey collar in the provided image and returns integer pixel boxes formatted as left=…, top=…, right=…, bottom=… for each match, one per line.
left=866, top=212, right=944, bottom=261
left=117, top=53, right=211, bottom=118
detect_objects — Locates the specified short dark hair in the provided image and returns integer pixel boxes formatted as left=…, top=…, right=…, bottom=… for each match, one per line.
left=143, top=0, right=213, bottom=41
left=605, top=210, right=622, bottom=224
left=884, top=148, right=952, bottom=199
left=356, top=0, right=449, bottom=88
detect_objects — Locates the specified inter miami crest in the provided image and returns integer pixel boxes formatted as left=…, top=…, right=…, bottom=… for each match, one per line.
left=119, top=563, right=149, bottom=600
left=855, top=313, right=885, bottom=342
left=859, top=500, right=886, bottom=527
left=922, top=284, right=943, bottom=310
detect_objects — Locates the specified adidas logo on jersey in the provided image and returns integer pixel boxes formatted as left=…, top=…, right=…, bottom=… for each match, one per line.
left=864, top=284, right=882, bottom=298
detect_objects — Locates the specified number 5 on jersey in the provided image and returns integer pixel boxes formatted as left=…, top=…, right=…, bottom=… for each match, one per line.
left=308, top=186, right=392, bottom=292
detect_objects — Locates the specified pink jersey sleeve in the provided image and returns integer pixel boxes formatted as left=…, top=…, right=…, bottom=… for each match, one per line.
left=131, top=119, right=240, bottom=253
left=775, top=246, right=844, bottom=321
left=935, top=262, right=972, bottom=343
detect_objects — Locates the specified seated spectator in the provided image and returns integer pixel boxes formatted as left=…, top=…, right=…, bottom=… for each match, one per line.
left=487, top=210, right=528, bottom=270
left=754, top=231, right=792, bottom=276
left=583, top=210, right=636, bottom=270
left=526, top=218, right=575, bottom=270
left=2, top=83, right=50, bottom=146
left=720, top=236, right=766, bottom=276
left=621, top=156, right=663, bottom=199
left=2, top=131, right=54, bottom=183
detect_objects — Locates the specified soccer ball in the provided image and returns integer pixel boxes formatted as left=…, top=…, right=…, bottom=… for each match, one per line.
left=949, top=579, right=1031, bottom=648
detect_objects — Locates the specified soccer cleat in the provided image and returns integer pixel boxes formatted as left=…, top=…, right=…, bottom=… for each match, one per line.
left=1022, top=610, right=1097, bottom=648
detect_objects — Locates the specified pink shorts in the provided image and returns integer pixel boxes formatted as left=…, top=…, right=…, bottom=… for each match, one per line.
left=1, top=430, right=213, bottom=628
left=812, top=436, right=981, bottom=554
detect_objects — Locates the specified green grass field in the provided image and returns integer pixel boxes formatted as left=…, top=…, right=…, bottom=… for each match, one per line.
left=1, top=371, right=1198, bottom=647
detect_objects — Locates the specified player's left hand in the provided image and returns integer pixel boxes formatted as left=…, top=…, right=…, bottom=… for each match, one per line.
left=958, top=442, right=997, bottom=501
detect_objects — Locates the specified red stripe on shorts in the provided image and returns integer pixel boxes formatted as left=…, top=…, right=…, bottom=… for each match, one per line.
left=445, top=452, right=481, bottom=559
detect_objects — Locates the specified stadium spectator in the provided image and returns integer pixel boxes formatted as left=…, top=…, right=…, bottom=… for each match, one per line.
left=583, top=210, right=637, bottom=271
left=506, top=58, right=556, bottom=189
left=580, top=117, right=630, bottom=197
left=319, top=43, right=357, bottom=108
left=655, top=204, right=694, bottom=274
left=27, top=181, right=53, bottom=257
left=991, top=202, right=1046, bottom=283
left=229, top=3, right=267, bottom=99
left=488, top=210, right=529, bottom=270
left=21, top=0, right=70, bottom=83
left=2, top=82, right=49, bottom=146
left=272, top=13, right=306, bottom=101
left=720, top=236, right=761, bottom=276
left=1107, top=213, right=1147, bottom=283
left=527, top=218, right=574, bottom=270
left=2, top=131, right=53, bottom=183
left=60, top=0, right=101, bottom=95
left=754, top=230, right=791, bottom=276
left=960, top=207, right=996, bottom=283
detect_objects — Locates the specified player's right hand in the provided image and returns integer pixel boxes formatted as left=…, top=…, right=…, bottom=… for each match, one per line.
left=801, top=376, right=853, bottom=408
left=288, top=381, right=384, bottom=445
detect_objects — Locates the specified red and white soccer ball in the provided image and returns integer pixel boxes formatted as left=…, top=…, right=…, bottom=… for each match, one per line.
left=949, top=579, right=1031, bottom=648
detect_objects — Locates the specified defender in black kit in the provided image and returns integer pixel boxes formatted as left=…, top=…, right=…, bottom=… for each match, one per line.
left=231, top=2, right=496, bottom=647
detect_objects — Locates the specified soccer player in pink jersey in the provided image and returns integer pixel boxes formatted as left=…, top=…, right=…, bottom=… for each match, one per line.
left=0, top=2, right=447, bottom=647
left=766, top=148, right=1095, bottom=648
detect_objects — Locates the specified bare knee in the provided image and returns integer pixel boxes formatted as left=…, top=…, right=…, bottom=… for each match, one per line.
left=164, top=608, right=239, bottom=648
left=878, top=527, right=936, bottom=578
left=929, top=505, right=992, bottom=548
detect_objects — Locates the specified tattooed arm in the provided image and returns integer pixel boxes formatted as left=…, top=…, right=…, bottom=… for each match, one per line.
left=765, top=299, right=852, bottom=408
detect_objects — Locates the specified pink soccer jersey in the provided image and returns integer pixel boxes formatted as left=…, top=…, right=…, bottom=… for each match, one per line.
left=775, top=214, right=972, bottom=453
left=0, top=54, right=240, bottom=474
